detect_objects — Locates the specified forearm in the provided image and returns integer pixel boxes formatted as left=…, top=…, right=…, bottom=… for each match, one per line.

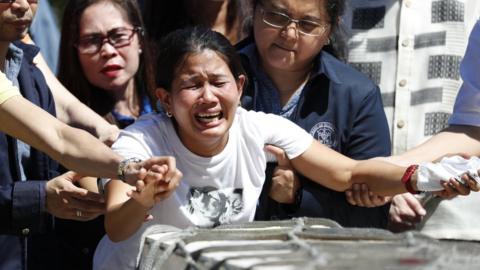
left=105, top=183, right=149, bottom=242
left=77, top=177, right=100, bottom=193
left=292, top=141, right=409, bottom=196
left=350, top=160, right=408, bottom=196
left=389, top=125, right=480, bottom=166
left=1, top=96, right=122, bottom=178
left=57, top=124, right=122, bottom=178
left=33, top=51, right=118, bottom=141
left=291, top=141, right=356, bottom=191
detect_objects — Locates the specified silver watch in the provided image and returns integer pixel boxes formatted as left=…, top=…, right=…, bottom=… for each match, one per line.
left=117, top=157, right=142, bottom=182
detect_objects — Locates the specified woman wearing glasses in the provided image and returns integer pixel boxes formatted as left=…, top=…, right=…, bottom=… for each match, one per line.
left=56, top=0, right=154, bottom=268
left=58, top=0, right=154, bottom=129
left=239, top=0, right=392, bottom=228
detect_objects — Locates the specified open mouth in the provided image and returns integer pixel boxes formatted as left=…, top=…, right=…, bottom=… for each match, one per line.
left=101, top=65, right=122, bottom=77
left=195, top=112, right=223, bottom=123
left=101, top=65, right=122, bottom=73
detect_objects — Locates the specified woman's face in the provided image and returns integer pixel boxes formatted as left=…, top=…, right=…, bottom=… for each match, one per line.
left=157, top=50, right=245, bottom=157
left=253, top=0, right=331, bottom=72
left=77, top=2, right=140, bottom=92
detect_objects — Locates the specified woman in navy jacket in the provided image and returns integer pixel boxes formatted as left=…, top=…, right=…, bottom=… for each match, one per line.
left=240, top=0, right=391, bottom=228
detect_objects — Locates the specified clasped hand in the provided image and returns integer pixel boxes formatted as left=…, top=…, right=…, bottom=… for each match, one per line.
left=127, top=157, right=182, bottom=209
left=45, top=171, right=105, bottom=221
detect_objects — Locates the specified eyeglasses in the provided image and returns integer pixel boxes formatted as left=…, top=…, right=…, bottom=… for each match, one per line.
left=260, top=8, right=329, bottom=36
left=76, top=27, right=142, bottom=55
left=0, top=0, right=38, bottom=3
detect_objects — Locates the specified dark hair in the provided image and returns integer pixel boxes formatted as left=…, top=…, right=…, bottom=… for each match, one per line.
left=58, top=0, right=155, bottom=116
left=155, top=27, right=246, bottom=95
left=142, top=0, right=251, bottom=46
left=246, top=0, right=347, bottom=60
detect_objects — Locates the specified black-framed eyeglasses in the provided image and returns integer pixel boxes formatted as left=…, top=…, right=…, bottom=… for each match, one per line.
left=260, top=8, right=329, bottom=36
left=76, top=27, right=142, bottom=55
left=0, top=0, right=38, bottom=3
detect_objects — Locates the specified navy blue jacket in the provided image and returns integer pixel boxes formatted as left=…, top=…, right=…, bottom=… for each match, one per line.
left=0, top=42, right=61, bottom=270
left=239, top=43, right=391, bottom=228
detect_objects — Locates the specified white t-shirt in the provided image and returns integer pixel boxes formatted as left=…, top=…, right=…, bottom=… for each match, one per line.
left=93, top=107, right=313, bottom=269
left=0, top=72, right=20, bottom=105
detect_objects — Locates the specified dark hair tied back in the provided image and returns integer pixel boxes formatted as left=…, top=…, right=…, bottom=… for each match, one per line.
left=155, top=26, right=247, bottom=95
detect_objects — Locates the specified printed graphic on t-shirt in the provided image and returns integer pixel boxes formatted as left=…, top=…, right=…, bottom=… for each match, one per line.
left=185, top=186, right=243, bottom=227
left=310, top=122, right=338, bottom=148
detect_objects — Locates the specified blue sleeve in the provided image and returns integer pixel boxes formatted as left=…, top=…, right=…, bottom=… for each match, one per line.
left=0, top=180, right=53, bottom=235
left=346, top=85, right=391, bottom=158
left=339, top=85, right=391, bottom=228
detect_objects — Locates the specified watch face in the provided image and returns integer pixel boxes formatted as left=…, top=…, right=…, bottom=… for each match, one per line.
left=118, top=157, right=142, bottom=181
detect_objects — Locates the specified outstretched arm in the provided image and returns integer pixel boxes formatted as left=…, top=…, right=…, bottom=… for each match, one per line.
left=105, top=162, right=182, bottom=242
left=388, top=125, right=480, bottom=166
left=290, top=140, right=409, bottom=196
left=0, top=95, right=123, bottom=177
left=33, top=52, right=119, bottom=144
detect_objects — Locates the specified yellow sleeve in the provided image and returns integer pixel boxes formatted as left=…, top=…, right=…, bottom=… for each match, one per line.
left=0, top=72, right=20, bottom=105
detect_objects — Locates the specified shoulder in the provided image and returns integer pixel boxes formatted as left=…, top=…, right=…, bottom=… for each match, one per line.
left=316, top=52, right=381, bottom=102
left=236, top=108, right=302, bottom=134
left=114, top=113, right=170, bottom=154
left=321, top=52, right=378, bottom=92
left=124, top=112, right=167, bottom=134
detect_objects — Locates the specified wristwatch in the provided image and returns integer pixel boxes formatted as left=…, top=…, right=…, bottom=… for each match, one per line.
left=117, top=157, right=142, bottom=182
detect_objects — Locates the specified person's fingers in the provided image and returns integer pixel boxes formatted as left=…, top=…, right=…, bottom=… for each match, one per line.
left=163, top=156, right=177, bottom=183
left=138, top=167, right=147, bottom=181
left=360, top=184, right=374, bottom=207
left=144, top=168, right=165, bottom=184
left=60, top=171, right=84, bottom=184
left=168, top=175, right=181, bottom=190
left=392, top=195, right=417, bottom=221
left=352, top=184, right=364, bottom=207
left=372, top=195, right=391, bottom=206
left=128, top=190, right=140, bottom=201
left=470, top=180, right=480, bottom=192
left=138, top=156, right=176, bottom=170
left=136, top=180, right=146, bottom=193
left=148, top=164, right=167, bottom=174
left=440, top=180, right=465, bottom=197
left=403, top=193, right=426, bottom=217
left=264, top=144, right=289, bottom=166
left=154, top=178, right=181, bottom=202
left=68, top=188, right=105, bottom=202
left=345, top=190, right=355, bottom=206
left=61, top=182, right=89, bottom=197
left=448, top=178, right=470, bottom=195
left=168, top=169, right=183, bottom=189
left=463, top=174, right=480, bottom=192
left=440, top=180, right=456, bottom=198
left=367, top=193, right=383, bottom=207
